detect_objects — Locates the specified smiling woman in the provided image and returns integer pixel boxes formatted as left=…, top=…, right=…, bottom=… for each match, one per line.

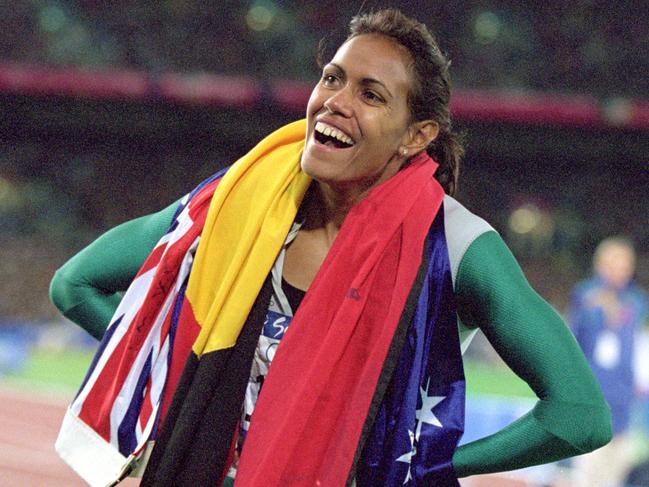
left=49, top=8, right=611, bottom=487
left=302, top=34, right=418, bottom=189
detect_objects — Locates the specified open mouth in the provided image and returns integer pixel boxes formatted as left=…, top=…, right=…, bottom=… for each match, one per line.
left=314, top=121, right=355, bottom=149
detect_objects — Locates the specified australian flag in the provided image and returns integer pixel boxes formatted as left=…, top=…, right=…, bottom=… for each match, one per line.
left=356, top=211, right=465, bottom=486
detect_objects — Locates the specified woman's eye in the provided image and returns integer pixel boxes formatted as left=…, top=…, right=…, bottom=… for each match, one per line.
left=322, top=74, right=338, bottom=85
left=363, top=90, right=384, bottom=103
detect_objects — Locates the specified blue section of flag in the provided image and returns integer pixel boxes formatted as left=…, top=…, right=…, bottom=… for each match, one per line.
left=118, top=350, right=153, bottom=456
left=356, top=209, right=465, bottom=487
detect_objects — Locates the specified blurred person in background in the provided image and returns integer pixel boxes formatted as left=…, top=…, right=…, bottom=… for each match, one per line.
left=50, top=8, right=611, bottom=487
left=570, top=237, right=648, bottom=487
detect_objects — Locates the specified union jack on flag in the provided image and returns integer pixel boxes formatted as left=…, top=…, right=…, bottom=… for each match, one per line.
left=55, top=168, right=228, bottom=487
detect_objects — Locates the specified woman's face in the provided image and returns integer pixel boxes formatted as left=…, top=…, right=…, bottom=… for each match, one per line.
left=301, top=34, right=415, bottom=191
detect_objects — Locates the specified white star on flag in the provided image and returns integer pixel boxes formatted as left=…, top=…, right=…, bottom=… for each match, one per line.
left=395, top=429, right=415, bottom=484
left=415, top=378, right=445, bottom=441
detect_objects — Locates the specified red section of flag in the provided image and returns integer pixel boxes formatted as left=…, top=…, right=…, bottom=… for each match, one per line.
left=135, top=244, right=166, bottom=280
left=139, top=376, right=154, bottom=433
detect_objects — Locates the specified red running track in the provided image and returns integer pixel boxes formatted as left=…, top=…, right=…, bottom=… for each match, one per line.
left=0, top=384, right=535, bottom=487
left=0, top=385, right=139, bottom=487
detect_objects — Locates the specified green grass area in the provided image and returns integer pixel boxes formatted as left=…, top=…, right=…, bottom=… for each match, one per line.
left=2, top=348, right=536, bottom=399
left=464, top=359, right=535, bottom=398
left=1, top=348, right=94, bottom=392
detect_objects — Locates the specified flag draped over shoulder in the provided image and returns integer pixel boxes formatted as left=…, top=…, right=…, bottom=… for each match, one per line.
left=55, top=119, right=465, bottom=487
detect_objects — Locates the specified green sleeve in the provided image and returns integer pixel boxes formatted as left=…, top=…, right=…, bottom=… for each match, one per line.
left=49, top=200, right=181, bottom=340
left=452, top=231, right=612, bottom=477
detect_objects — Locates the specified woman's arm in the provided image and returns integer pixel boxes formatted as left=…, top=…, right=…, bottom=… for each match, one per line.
left=452, top=231, right=612, bottom=477
left=49, top=200, right=181, bottom=340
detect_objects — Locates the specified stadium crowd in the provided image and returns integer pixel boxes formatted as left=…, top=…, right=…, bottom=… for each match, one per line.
left=1, top=2, right=648, bottom=320
left=0, top=1, right=647, bottom=98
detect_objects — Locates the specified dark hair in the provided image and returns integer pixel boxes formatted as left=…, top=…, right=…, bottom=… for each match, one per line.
left=334, top=9, right=463, bottom=195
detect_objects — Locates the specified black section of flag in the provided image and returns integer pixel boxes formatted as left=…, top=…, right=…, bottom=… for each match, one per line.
left=141, top=276, right=273, bottom=487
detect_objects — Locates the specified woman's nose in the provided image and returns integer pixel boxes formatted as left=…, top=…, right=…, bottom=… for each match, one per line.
left=323, top=87, right=353, bottom=117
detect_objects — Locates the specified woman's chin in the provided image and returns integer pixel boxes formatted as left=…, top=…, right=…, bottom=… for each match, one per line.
left=300, top=155, right=330, bottom=183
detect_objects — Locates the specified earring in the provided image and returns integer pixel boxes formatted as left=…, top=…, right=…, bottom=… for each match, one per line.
left=399, top=147, right=408, bottom=157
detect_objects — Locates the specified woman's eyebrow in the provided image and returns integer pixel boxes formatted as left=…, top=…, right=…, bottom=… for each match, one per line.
left=360, top=78, right=393, bottom=99
left=327, top=62, right=393, bottom=99
left=325, top=62, right=345, bottom=76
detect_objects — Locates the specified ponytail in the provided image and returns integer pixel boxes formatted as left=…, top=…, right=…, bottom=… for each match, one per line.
left=428, top=128, right=463, bottom=196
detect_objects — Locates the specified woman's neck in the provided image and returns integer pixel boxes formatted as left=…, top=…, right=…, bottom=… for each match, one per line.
left=304, top=175, right=384, bottom=231
left=283, top=180, right=377, bottom=291
left=302, top=182, right=366, bottom=244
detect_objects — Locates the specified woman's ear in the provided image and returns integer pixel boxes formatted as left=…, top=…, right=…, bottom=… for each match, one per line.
left=404, top=120, right=439, bottom=154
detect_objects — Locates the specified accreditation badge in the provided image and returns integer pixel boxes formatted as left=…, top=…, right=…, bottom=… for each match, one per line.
left=594, top=329, right=621, bottom=369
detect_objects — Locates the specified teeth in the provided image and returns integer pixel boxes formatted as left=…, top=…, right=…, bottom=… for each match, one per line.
left=315, top=121, right=354, bottom=146
left=336, top=132, right=353, bottom=145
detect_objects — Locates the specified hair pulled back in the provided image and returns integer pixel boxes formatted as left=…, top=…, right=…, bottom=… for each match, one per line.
left=345, top=9, right=463, bottom=195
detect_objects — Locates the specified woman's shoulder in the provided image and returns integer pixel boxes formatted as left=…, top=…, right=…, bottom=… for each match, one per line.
left=442, top=195, right=496, bottom=286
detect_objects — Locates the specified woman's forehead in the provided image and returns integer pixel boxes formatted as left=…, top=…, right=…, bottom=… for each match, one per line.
left=330, top=34, right=412, bottom=93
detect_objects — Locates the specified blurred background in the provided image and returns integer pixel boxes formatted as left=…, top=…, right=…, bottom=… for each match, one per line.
left=0, top=1, right=647, bottom=486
